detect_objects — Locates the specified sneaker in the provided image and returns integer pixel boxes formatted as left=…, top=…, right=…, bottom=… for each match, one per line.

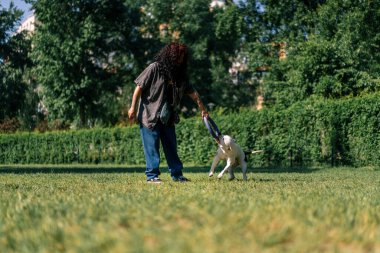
left=147, top=177, right=163, bottom=184
left=172, top=176, right=190, bottom=182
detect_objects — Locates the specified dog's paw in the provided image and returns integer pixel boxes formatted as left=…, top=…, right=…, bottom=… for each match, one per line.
left=228, top=176, right=236, bottom=181
left=208, top=172, right=214, bottom=177
left=217, top=173, right=223, bottom=179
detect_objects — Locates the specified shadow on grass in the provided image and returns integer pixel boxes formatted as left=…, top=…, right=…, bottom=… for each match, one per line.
left=187, top=166, right=320, bottom=173
left=0, top=165, right=320, bottom=174
left=0, top=166, right=146, bottom=174
left=253, top=166, right=321, bottom=173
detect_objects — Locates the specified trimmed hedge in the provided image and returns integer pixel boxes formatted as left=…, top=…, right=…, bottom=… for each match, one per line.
left=0, top=127, right=145, bottom=165
left=1, top=93, right=380, bottom=167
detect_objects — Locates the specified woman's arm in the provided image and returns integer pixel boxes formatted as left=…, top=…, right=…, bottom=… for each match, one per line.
left=188, top=91, right=209, bottom=118
left=128, top=85, right=142, bottom=122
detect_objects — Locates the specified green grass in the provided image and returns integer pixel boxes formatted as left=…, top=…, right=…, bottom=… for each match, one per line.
left=0, top=165, right=379, bottom=253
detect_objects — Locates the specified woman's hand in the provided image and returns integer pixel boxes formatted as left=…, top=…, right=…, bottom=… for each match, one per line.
left=128, top=107, right=135, bottom=119
left=201, top=110, right=209, bottom=118
left=128, top=107, right=136, bottom=124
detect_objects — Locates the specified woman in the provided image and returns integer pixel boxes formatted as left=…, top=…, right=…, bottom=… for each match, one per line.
left=128, top=43, right=208, bottom=183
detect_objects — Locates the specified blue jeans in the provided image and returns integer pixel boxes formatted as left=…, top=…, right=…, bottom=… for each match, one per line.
left=140, top=121, right=183, bottom=180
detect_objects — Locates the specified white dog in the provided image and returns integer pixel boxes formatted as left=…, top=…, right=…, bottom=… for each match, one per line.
left=208, top=135, right=248, bottom=181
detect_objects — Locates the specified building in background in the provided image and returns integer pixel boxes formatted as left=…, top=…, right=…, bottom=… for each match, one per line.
left=17, top=13, right=35, bottom=34
left=210, top=0, right=225, bottom=10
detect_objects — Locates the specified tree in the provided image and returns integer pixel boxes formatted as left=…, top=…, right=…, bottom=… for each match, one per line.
left=31, top=0, right=143, bottom=127
left=300, top=0, right=380, bottom=98
left=0, top=2, right=34, bottom=131
left=242, top=0, right=380, bottom=108
left=28, top=0, right=260, bottom=128
left=139, top=0, right=253, bottom=113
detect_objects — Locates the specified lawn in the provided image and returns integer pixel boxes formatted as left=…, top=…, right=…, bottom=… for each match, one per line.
left=0, top=165, right=379, bottom=253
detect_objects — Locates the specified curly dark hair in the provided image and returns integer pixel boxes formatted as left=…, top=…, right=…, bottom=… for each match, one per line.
left=154, top=42, right=188, bottom=86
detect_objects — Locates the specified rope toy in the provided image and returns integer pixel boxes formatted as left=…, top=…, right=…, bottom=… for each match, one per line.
left=203, top=116, right=222, bottom=142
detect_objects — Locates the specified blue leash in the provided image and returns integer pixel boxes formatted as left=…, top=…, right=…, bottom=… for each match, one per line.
left=203, top=116, right=222, bottom=141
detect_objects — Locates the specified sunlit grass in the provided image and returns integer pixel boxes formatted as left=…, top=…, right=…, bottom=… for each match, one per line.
left=0, top=166, right=379, bottom=252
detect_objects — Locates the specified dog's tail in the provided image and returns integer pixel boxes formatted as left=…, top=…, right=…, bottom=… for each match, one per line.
left=248, top=150, right=264, bottom=155
left=244, top=150, right=264, bottom=162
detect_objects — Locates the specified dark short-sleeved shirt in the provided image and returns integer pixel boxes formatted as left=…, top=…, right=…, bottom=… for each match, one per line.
left=134, top=62, right=194, bottom=129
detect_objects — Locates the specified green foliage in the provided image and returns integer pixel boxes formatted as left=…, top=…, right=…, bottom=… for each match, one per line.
left=2, top=93, right=380, bottom=167
left=260, top=0, right=380, bottom=107
left=0, top=3, right=36, bottom=130
left=0, top=2, right=23, bottom=45
left=0, top=64, right=26, bottom=119
left=0, top=5, right=23, bottom=109
left=139, top=0, right=253, bottom=112
left=2, top=0, right=380, bottom=136
left=0, top=167, right=379, bottom=252
left=0, top=127, right=145, bottom=165
left=31, top=0, right=142, bottom=127
left=27, top=0, right=253, bottom=126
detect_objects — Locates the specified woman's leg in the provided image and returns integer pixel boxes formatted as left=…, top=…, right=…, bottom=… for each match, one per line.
left=140, top=124, right=161, bottom=180
left=160, top=125, right=184, bottom=179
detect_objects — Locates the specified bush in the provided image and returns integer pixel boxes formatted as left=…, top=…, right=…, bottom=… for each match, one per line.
left=1, top=93, right=380, bottom=167
left=0, top=118, right=21, bottom=133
